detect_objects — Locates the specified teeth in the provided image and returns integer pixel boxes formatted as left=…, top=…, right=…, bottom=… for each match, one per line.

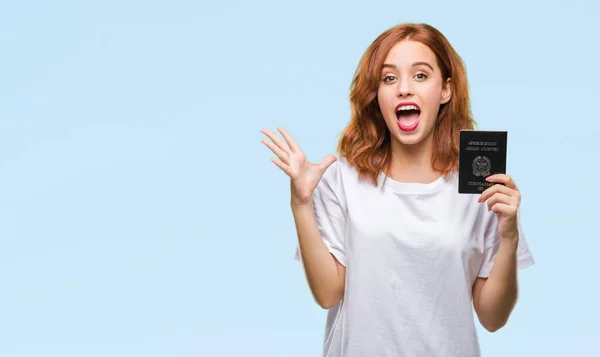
left=396, top=105, right=419, bottom=111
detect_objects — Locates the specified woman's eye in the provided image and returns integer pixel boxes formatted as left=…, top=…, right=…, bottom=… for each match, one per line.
left=414, top=73, right=428, bottom=80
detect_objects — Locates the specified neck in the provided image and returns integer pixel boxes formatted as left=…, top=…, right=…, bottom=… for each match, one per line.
left=388, top=133, right=441, bottom=183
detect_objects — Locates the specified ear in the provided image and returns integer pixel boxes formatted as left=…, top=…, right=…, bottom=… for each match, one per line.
left=440, top=78, right=452, bottom=105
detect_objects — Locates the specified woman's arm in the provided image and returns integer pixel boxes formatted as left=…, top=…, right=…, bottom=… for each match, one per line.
left=261, top=127, right=344, bottom=309
left=292, top=200, right=346, bottom=309
left=472, top=237, right=519, bottom=332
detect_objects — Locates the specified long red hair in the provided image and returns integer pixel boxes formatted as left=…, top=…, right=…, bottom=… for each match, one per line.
left=337, top=23, right=476, bottom=186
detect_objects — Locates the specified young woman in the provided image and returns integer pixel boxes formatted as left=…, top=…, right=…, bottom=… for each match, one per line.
left=260, top=22, right=534, bottom=357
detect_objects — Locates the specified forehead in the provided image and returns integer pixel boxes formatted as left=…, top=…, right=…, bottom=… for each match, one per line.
left=382, top=40, right=437, bottom=68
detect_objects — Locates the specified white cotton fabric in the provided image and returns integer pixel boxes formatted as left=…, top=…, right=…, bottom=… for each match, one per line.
left=294, top=157, right=534, bottom=357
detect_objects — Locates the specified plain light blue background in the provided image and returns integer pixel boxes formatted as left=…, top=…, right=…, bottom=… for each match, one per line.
left=1, top=1, right=598, bottom=356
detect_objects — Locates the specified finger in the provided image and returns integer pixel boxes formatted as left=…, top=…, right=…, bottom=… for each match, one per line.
left=478, top=182, right=519, bottom=203
left=486, top=193, right=517, bottom=212
left=277, top=127, right=300, bottom=153
left=261, top=128, right=291, bottom=154
left=271, top=158, right=292, bottom=176
left=318, top=155, right=337, bottom=171
left=486, top=174, right=517, bottom=189
left=261, top=138, right=290, bottom=164
left=490, top=202, right=518, bottom=216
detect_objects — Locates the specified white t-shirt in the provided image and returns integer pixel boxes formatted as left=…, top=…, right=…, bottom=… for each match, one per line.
left=294, top=157, right=534, bottom=357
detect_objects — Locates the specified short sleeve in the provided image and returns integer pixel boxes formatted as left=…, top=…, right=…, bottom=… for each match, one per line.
left=294, top=160, right=347, bottom=267
left=478, top=208, right=535, bottom=278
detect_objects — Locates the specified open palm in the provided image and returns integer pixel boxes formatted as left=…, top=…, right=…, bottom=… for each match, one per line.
left=261, top=127, right=337, bottom=205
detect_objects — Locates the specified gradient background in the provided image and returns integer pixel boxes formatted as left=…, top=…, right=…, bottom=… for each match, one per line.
left=1, top=1, right=598, bottom=356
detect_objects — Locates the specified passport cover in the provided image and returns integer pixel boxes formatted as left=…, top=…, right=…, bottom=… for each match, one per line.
left=458, top=130, right=507, bottom=194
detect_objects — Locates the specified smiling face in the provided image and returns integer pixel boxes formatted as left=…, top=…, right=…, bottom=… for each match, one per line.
left=377, top=40, right=452, bottom=147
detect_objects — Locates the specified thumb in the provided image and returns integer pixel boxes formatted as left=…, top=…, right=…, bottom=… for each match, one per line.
left=319, top=155, right=337, bottom=171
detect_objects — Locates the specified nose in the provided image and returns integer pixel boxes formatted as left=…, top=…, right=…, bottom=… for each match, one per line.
left=396, top=77, right=414, bottom=98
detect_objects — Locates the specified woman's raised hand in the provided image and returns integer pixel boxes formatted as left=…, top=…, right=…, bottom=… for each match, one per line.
left=261, top=127, right=337, bottom=206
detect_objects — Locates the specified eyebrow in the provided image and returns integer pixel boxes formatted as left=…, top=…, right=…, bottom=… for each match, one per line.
left=382, top=62, right=434, bottom=71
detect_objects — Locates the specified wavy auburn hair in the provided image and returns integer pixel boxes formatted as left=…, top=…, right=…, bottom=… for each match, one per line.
left=337, top=23, right=476, bottom=186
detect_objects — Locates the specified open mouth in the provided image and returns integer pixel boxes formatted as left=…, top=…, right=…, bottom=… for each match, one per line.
left=395, top=103, right=420, bottom=132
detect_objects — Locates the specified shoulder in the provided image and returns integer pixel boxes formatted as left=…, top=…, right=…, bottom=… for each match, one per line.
left=316, top=156, right=368, bottom=202
left=321, top=156, right=372, bottom=189
left=321, top=156, right=356, bottom=182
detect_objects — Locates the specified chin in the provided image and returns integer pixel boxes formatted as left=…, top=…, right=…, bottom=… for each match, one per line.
left=393, top=133, right=425, bottom=146
left=390, top=123, right=436, bottom=148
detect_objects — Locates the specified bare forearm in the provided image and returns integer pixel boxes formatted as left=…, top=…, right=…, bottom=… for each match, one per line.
left=477, top=237, right=519, bottom=331
left=291, top=201, right=344, bottom=309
